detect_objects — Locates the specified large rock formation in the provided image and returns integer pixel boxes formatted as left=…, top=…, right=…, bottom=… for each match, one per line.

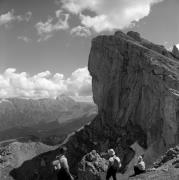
left=9, top=31, right=179, bottom=180
left=66, top=30, right=179, bottom=175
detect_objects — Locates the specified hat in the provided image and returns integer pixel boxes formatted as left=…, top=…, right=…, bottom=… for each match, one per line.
left=108, top=149, right=115, bottom=156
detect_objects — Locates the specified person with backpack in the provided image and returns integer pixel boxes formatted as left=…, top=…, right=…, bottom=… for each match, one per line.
left=106, top=149, right=121, bottom=180
left=52, top=146, right=73, bottom=180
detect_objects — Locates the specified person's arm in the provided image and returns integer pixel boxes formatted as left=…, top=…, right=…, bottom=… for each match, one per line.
left=117, top=157, right=121, bottom=168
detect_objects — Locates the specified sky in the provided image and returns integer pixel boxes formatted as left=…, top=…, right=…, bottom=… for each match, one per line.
left=0, top=0, right=178, bottom=101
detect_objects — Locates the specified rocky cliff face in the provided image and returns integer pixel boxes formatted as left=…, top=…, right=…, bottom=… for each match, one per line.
left=88, top=30, right=179, bottom=165
left=0, top=141, right=56, bottom=180
left=66, top=31, right=179, bottom=175
left=9, top=31, right=179, bottom=180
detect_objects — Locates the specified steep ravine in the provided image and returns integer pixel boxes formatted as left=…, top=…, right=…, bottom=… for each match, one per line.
left=9, top=31, right=179, bottom=180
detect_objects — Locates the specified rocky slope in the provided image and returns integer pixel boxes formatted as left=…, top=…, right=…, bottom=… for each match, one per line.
left=9, top=31, right=179, bottom=179
left=0, top=141, right=56, bottom=180
left=77, top=145, right=179, bottom=180
left=130, top=145, right=179, bottom=180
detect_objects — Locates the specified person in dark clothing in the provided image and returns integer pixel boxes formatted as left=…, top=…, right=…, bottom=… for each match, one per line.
left=106, top=166, right=117, bottom=180
left=56, top=146, right=73, bottom=180
left=106, top=149, right=121, bottom=180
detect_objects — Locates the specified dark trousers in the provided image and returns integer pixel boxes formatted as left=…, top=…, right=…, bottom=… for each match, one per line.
left=106, top=166, right=117, bottom=180
left=57, top=168, right=72, bottom=180
left=134, top=166, right=145, bottom=175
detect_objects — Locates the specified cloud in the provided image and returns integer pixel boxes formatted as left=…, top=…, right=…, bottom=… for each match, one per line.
left=62, top=0, right=164, bottom=32
left=24, top=11, right=32, bottom=22
left=66, top=67, right=92, bottom=97
left=35, top=10, right=70, bottom=41
left=18, top=36, right=31, bottom=43
left=0, top=10, right=32, bottom=27
left=176, top=44, right=179, bottom=49
left=70, top=25, right=91, bottom=37
left=0, top=67, right=92, bottom=102
left=0, top=10, right=21, bottom=26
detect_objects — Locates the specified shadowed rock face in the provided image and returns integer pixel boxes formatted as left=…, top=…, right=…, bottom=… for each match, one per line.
left=9, top=31, right=179, bottom=179
left=59, top=31, right=179, bottom=176
left=88, top=31, right=179, bottom=164
left=88, top=31, right=179, bottom=167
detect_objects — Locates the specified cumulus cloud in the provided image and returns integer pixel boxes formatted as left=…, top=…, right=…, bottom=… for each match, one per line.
left=71, top=25, right=91, bottom=37
left=35, top=10, right=69, bottom=41
left=24, top=11, right=32, bottom=22
left=62, top=0, right=163, bottom=32
left=0, top=10, right=32, bottom=26
left=0, top=67, right=92, bottom=102
left=18, top=36, right=31, bottom=43
left=66, top=67, right=92, bottom=97
left=176, top=44, right=179, bottom=49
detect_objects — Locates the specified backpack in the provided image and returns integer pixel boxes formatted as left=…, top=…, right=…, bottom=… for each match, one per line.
left=113, top=156, right=121, bottom=172
left=52, top=159, right=61, bottom=171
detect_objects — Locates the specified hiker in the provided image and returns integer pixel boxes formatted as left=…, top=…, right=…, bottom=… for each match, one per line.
left=53, top=146, right=73, bottom=180
left=106, top=149, right=121, bottom=180
left=133, top=155, right=146, bottom=175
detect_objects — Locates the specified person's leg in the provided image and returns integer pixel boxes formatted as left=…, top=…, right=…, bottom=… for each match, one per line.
left=111, top=167, right=117, bottom=180
left=57, top=170, right=60, bottom=180
left=62, top=168, right=73, bottom=180
left=58, top=169, right=66, bottom=180
left=106, top=168, right=112, bottom=180
left=134, top=166, right=141, bottom=175
left=112, top=172, right=117, bottom=180
left=138, top=169, right=145, bottom=175
left=134, top=166, right=138, bottom=175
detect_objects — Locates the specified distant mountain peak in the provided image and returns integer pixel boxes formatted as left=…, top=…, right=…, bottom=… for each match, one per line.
left=56, top=94, right=76, bottom=103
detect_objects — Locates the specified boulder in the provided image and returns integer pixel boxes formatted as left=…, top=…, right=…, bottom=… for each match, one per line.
left=78, top=150, right=108, bottom=180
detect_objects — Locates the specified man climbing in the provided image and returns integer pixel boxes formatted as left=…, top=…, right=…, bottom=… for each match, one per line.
left=106, top=149, right=121, bottom=180
left=54, top=146, right=74, bottom=180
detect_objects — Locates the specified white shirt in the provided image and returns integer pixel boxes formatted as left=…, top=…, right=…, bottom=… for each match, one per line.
left=137, top=161, right=145, bottom=171
left=59, top=155, right=69, bottom=169
left=109, top=155, right=121, bottom=166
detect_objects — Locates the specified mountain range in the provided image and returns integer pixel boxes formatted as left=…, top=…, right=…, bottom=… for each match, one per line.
left=0, top=94, right=97, bottom=144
